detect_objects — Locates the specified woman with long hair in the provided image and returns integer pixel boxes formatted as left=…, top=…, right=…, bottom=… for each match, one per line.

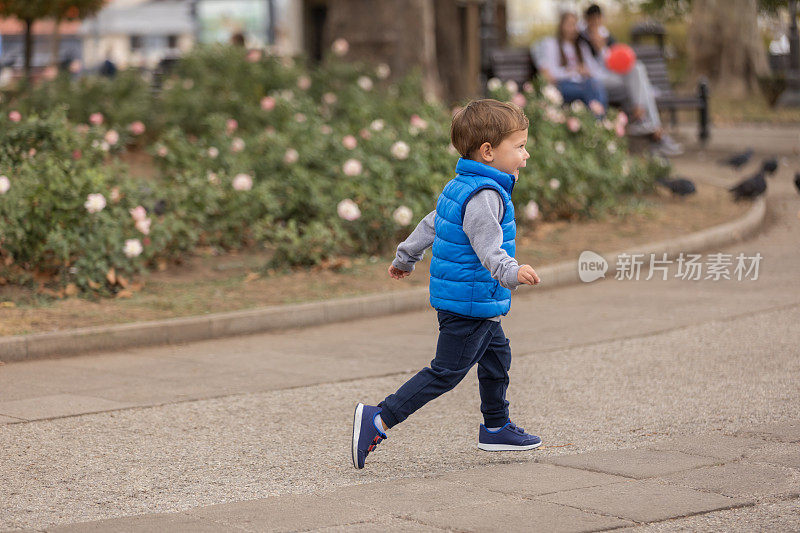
left=536, top=11, right=607, bottom=114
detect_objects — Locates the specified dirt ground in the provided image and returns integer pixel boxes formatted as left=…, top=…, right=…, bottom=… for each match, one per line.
left=0, top=182, right=750, bottom=336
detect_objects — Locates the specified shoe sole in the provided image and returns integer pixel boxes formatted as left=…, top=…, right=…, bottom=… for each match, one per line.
left=477, top=441, right=543, bottom=452
left=352, top=403, right=364, bottom=469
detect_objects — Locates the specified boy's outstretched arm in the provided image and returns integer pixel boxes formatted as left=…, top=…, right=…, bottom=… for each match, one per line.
left=388, top=210, right=436, bottom=279
left=464, top=190, right=540, bottom=288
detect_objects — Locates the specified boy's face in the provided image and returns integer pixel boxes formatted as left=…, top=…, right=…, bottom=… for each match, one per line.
left=483, top=129, right=530, bottom=180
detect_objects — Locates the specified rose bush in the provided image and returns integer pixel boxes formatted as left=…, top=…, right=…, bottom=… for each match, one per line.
left=0, top=43, right=667, bottom=296
left=0, top=111, right=169, bottom=296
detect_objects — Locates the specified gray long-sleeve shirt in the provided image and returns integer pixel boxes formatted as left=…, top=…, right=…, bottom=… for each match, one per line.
left=392, top=189, right=522, bottom=319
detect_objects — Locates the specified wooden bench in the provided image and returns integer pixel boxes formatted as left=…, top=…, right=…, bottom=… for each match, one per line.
left=487, top=48, right=537, bottom=88
left=487, top=33, right=710, bottom=143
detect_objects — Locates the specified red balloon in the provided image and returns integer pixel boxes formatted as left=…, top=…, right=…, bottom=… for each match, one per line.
left=605, top=43, right=636, bottom=74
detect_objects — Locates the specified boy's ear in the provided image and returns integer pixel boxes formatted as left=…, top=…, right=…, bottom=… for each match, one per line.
left=477, top=142, right=494, bottom=162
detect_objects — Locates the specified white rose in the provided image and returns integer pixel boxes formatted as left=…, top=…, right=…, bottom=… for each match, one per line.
left=505, top=80, right=518, bottom=93
left=124, top=238, right=143, bottom=258
left=135, top=217, right=151, bottom=235
left=322, top=92, right=337, bottom=105
left=84, top=193, right=106, bottom=214
left=207, top=146, right=219, bottom=158
left=207, top=171, right=219, bottom=184
left=337, top=198, right=361, bottom=221
left=342, top=158, right=363, bottom=176
left=487, top=77, right=502, bottom=91
left=555, top=141, right=566, bottom=154
left=607, top=141, right=617, bottom=154
left=232, top=173, right=253, bottom=191
left=231, top=137, right=245, bottom=152
left=332, top=38, right=349, bottom=56
left=392, top=205, right=413, bottom=226
left=0, top=175, right=9, bottom=194
left=571, top=100, right=585, bottom=113
left=370, top=119, right=385, bottom=132
left=357, top=76, right=374, bottom=91
left=524, top=200, right=540, bottom=221
left=391, top=141, right=410, bottom=160
left=376, top=63, right=391, bottom=79
left=284, top=148, right=299, bottom=164
left=542, top=85, right=563, bottom=106
left=549, top=178, right=561, bottom=190
left=104, top=129, right=119, bottom=146
left=297, top=75, right=311, bottom=90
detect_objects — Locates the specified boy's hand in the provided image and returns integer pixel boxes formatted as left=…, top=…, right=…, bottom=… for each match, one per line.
left=388, top=265, right=411, bottom=279
left=517, top=264, right=540, bottom=285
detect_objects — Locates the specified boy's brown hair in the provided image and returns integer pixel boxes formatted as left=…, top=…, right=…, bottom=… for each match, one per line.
left=450, top=99, right=529, bottom=159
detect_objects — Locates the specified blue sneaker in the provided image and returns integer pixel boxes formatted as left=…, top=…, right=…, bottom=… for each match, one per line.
left=477, top=421, right=542, bottom=451
left=352, top=403, right=387, bottom=469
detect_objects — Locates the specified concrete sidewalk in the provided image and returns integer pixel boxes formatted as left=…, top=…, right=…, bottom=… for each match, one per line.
left=1, top=155, right=799, bottom=532
left=42, top=424, right=800, bottom=532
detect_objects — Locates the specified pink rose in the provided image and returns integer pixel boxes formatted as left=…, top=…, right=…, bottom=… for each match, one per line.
left=260, top=96, right=276, bottom=111
left=89, top=112, right=104, bottom=126
left=246, top=49, right=262, bottom=63
left=589, top=100, right=605, bottom=116
left=512, top=93, right=527, bottom=107
left=409, top=114, right=428, bottom=130
left=342, top=135, right=358, bottom=150
left=567, top=117, right=581, bottom=132
left=129, top=205, right=147, bottom=222
left=359, top=128, right=371, bottom=140
left=8, top=110, right=21, bottom=123
left=128, top=121, right=146, bottom=135
left=226, top=118, right=238, bottom=134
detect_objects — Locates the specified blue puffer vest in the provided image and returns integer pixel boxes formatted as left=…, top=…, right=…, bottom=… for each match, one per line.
left=429, top=158, right=516, bottom=318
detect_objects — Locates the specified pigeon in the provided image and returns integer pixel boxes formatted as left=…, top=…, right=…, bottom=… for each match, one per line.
left=761, top=157, right=779, bottom=175
left=656, top=176, right=696, bottom=196
left=729, top=171, right=766, bottom=200
left=153, top=199, right=167, bottom=216
left=719, top=148, right=754, bottom=169
left=794, top=172, right=800, bottom=194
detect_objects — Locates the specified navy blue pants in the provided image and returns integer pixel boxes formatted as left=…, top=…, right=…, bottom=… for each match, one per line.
left=379, top=311, right=512, bottom=429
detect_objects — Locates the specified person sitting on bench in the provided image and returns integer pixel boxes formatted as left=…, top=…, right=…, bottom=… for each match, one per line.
left=579, top=3, right=682, bottom=156
left=536, top=11, right=608, bottom=116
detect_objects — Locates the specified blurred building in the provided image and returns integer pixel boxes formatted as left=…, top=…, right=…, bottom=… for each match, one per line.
left=81, top=0, right=194, bottom=70
left=0, top=18, right=83, bottom=73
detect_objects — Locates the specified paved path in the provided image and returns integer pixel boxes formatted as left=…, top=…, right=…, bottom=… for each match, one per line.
left=1, top=155, right=799, bottom=532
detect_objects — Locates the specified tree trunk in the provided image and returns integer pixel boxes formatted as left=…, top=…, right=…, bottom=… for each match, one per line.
left=50, top=17, right=62, bottom=68
left=688, top=0, right=769, bottom=98
left=323, top=0, right=443, bottom=101
left=24, top=18, right=34, bottom=81
left=434, top=0, right=467, bottom=101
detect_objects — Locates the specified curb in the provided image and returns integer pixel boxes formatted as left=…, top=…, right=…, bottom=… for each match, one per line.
left=0, top=196, right=767, bottom=363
